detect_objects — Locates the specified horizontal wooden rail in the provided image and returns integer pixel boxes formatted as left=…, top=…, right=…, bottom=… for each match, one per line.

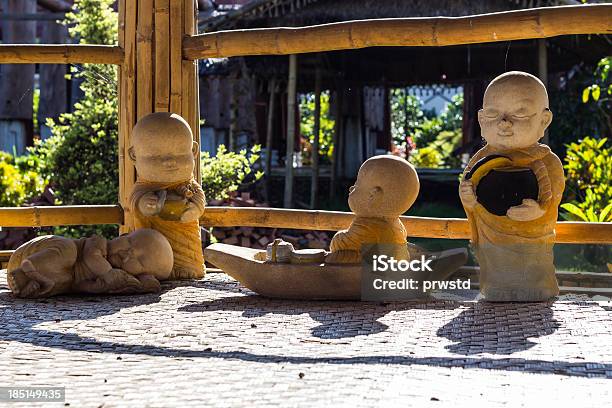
left=183, top=4, right=612, bottom=59
left=0, top=44, right=124, bottom=64
left=0, top=205, right=123, bottom=227
left=1, top=205, right=610, bottom=244
left=200, top=207, right=612, bottom=244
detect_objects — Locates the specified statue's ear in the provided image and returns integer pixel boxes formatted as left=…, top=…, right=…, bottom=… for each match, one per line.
left=541, top=108, right=553, bottom=130
left=477, top=109, right=484, bottom=127
left=369, top=186, right=383, bottom=208
left=128, top=146, right=136, bottom=162
left=192, top=141, right=200, bottom=156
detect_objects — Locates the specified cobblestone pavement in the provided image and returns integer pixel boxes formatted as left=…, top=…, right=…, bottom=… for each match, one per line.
left=0, top=271, right=611, bottom=407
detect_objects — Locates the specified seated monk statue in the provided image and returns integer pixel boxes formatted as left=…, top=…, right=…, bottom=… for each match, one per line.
left=128, top=112, right=206, bottom=280
left=459, top=71, right=564, bottom=302
left=325, top=155, right=419, bottom=264
left=7, top=228, right=173, bottom=298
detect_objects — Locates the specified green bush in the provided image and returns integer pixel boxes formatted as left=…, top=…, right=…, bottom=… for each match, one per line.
left=201, top=144, right=263, bottom=201
left=0, top=153, right=46, bottom=207
left=30, top=0, right=119, bottom=237
left=561, top=137, right=612, bottom=222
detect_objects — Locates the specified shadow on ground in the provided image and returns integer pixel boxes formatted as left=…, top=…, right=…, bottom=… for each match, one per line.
left=0, top=278, right=609, bottom=379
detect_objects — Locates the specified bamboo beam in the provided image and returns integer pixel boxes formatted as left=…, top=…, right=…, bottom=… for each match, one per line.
left=0, top=205, right=610, bottom=243
left=0, top=205, right=123, bottom=227
left=183, top=5, right=612, bottom=59
left=0, top=44, right=123, bottom=64
left=198, top=207, right=612, bottom=244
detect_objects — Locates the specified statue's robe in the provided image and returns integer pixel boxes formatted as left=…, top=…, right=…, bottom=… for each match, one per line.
left=327, top=216, right=409, bottom=264
left=462, top=143, right=564, bottom=301
left=7, top=235, right=142, bottom=297
left=130, top=178, right=205, bottom=279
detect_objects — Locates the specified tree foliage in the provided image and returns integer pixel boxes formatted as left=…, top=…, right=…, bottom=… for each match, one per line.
left=299, top=91, right=335, bottom=163
left=200, top=145, right=263, bottom=201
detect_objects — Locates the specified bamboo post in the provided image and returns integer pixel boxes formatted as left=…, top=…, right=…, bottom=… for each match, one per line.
left=137, top=0, right=154, bottom=120
left=169, top=0, right=183, bottom=114
left=264, top=77, right=277, bottom=202
left=154, top=0, right=170, bottom=111
left=118, top=0, right=138, bottom=234
left=283, top=54, right=297, bottom=208
left=183, top=0, right=200, bottom=183
left=310, top=65, right=321, bottom=209
left=330, top=79, right=342, bottom=202
left=538, top=38, right=549, bottom=145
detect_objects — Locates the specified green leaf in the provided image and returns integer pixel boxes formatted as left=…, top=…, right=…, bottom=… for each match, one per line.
left=592, top=85, right=601, bottom=101
left=560, top=203, right=588, bottom=222
left=599, top=203, right=612, bottom=222
left=582, top=87, right=590, bottom=103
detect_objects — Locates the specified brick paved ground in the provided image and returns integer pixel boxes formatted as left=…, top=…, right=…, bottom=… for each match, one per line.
left=0, top=271, right=611, bottom=407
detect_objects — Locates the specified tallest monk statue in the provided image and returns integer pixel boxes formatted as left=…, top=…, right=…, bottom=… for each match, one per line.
left=129, top=112, right=206, bottom=280
left=459, top=71, right=564, bottom=302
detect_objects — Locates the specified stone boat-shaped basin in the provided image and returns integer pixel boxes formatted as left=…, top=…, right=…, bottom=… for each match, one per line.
left=204, top=243, right=468, bottom=301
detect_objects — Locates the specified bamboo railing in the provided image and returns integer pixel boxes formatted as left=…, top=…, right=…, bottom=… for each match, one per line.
left=1, top=206, right=611, bottom=244
left=183, top=4, right=612, bottom=59
left=0, top=4, right=611, bottom=275
left=0, top=44, right=123, bottom=64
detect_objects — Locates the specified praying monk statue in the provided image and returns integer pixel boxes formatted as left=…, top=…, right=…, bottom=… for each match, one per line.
left=7, top=229, right=173, bottom=298
left=129, top=112, right=206, bottom=279
left=325, top=155, right=419, bottom=264
left=459, top=71, right=564, bottom=302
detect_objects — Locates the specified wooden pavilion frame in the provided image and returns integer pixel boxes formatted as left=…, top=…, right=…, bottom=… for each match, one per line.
left=0, top=3, right=611, bottom=263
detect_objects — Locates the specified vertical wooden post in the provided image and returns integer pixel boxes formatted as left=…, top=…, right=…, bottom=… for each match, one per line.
left=118, top=0, right=200, bottom=233
left=310, top=65, right=321, bottom=209
left=330, top=79, right=343, bottom=202
left=137, top=0, right=154, bottom=121
left=538, top=38, right=549, bottom=145
left=283, top=54, right=297, bottom=208
left=118, top=0, right=138, bottom=233
left=154, top=0, right=170, bottom=112
left=265, top=78, right=277, bottom=176
left=183, top=0, right=201, bottom=183
left=264, top=78, right=277, bottom=203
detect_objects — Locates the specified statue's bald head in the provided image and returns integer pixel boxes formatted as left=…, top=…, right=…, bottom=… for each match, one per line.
left=129, top=112, right=198, bottom=183
left=479, top=71, right=553, bottom=150
left=348, top=155, right=419, bottom=217
left=127, top=228, right=174, bottom=280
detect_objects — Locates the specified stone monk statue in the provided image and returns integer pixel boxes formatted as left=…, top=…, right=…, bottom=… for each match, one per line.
left=128, top=112, right=206, bottom=279
left=325, top=155, right=419, bottom=264
left=7, top=229, right=173, bottom=298
left=459, top=71, right=564, bottom=302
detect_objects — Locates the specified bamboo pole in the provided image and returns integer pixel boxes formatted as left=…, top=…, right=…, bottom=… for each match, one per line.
left=310, top=64, right=321, bottom=209
left=265, top=78, right=277, bottom=176
left=137, top=0, right=154, bottom=120
left=0, top=205, right=123, bottom=227
left=0, top=205, right=610, bottom=243
left=169, top=0, right=183, bottom=113
left=0, top=44, right=123, bottom=64
left=118, top=0, right=138, bottom=233
left=183, top=5, right=612, bottom=60
left=183, top=0, right=201, bottom=182
left=154, top=0, right=170, bottom=111
left=198, top=207, right=612, bottom=244
left=538, top=38, right=549, bottom=145
left=283, top=54, right=297, bottom=208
